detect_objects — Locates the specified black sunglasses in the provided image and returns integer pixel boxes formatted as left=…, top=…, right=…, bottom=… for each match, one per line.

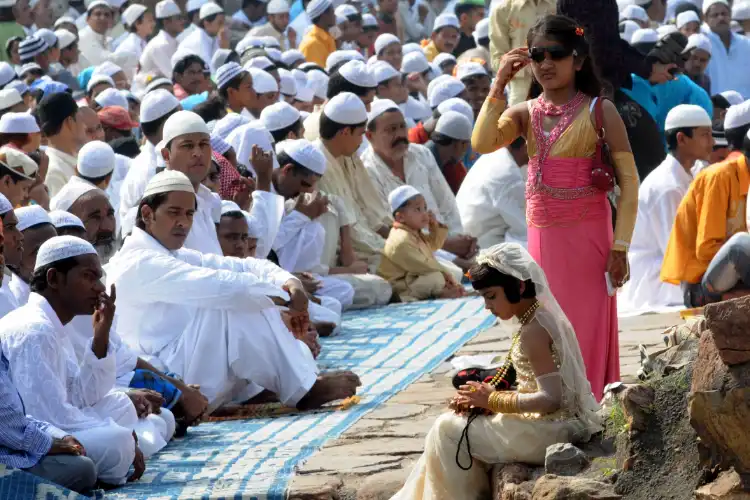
left=529, top=46, right=576, bottom=63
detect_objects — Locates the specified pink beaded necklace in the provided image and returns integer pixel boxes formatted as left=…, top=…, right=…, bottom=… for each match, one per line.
left=531, top=91, right=586, bottom=168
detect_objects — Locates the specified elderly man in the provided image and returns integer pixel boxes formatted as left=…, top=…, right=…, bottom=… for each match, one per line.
left=77, top=0, right=114, bottom=66
left=106, top=170, right=361, bottom=409
left=704, top=0, right=750, bottom=98
left=361, top=100, right=476, bottom=274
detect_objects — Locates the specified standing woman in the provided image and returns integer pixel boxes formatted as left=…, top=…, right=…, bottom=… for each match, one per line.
left=471, top=15, right=639, bottom=399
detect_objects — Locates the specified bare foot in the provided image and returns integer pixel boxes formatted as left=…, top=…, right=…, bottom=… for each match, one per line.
left=315, top=321, right=336, bottom=337
left=296, top=371, right=361, bottom=410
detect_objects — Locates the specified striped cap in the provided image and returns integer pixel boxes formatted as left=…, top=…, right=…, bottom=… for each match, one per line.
left=18, top=36, right=49, bottom=61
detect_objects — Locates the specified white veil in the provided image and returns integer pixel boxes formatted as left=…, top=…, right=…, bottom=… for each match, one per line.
left=476, top=243, right=603, bottom=439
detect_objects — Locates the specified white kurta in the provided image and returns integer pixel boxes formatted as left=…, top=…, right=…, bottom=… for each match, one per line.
left=247, top=189, right=285, bottom=260
left=105, top=227, right=318, bottom=408
left=184, top=184, right=223, bottom=255
left=45, top=147, right=78, bottom=198
left=179, top=27, right=218, bottom=69
left=115, top=32, right=147, bottom=61
left=0, top=294, right=137, bottom=484
left=78, top=25, right=114, bottom=67
left=119, top=141, right=157, bottom=224
left=8, top=272, right=29, bottom=307
left=705, top=30, right=750, bottom=98
left=455, top=147, right=528, bottom=249
left=176, top=23, right=197, bottom=44
left=0, top=271, right=19, bottom=320
left=140, top=30, right=180, bottom=79
left=619, top=155, right=691, bottom=312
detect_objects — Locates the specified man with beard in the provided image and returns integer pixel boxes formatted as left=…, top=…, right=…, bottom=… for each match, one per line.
left=0, top=193, right=22, bottom=319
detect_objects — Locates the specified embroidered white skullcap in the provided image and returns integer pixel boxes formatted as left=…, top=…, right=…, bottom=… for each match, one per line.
left=54, top=16, right=77, bottom=28
left=473, top=18, right=489, bottom=43
left=427, top=76, right=465, bottom=108
left=631, top=28, right=659, bottom=45
left=186, top=0, right=208, bottom=12
left=54, top=29, right=76, bottom=50
left=162, top=110, right=210, bottom=146
left=724, top=99, right=750, bottom=129
left=620, top=4, right=648, bottom=22
left=362, top=13, right=377, bottom=27
left=18, top=63, right=41, bottom=78
left=323, top=92, right=367, bottom=125
left=145, top=77, right=173, bottom=94
left=295, top=86, right=315, bottom=103
left=0, top=63, right=15, bottom=87
left=619, top=20, right=640, bottom=43
left=433, top=13, right=459, bottom=32
left=248, top=68, right=279, bottom=94
left=437, top=97, right=473, bottom=122
left=143, top=170, right=196, bottom=198
left=49, top=176, right=101, bottom=211
left=210, top=134, right=231, bottom=155
left=456, top=61, right=488, bottom=81
left=92, top=61, right=123, bottom=79
left=0, top=147, right=38, bottom=180
left=326, top=50, right=363, bottom=71
left=403, top=43, right=422, bottom=56
left=0, top=193, right=11, bottom=215
left=367, top=98, right=401, bottom=124
left=220, top=199, right=242, bottom=215
left=281, top=50, right=305, bottom=67
left=433, top=52, right=456, bottom=68
left=734, top=1, right=750, bottom=20
left=156, top=0, right=181, bottom=18
left=122, top=4, right=147, bottom=26
left=199, top=2, right=223, bottom=20
left=140, top=89, right=179, bottom=123
left=370, top=60, right=400, bottom=84
left=49, top=210, right=85, bottom=230
left=16, top=205, right=52, bottom=232
left=388, top=185, right=421, bottom=212
left=307, top=0, right=332, bottom=19
left=227, top=122, right=278, bottom=172
left=0, top=111, right=38, bottom=133
left=703, top=0, right=729, bottom=15
left=94, top=88, right=128, bottom=110
left=676, top=10, right=700, bottom=28
left=657, top=24, right=679, bottom=37
left=5, top=80, right=27, bottom=97
left=34, top=235, right=97, bottom=271
left=374, top=34, right=400, bottom=56
left=278, top=68, right=297, bottom=96
left=266, top=47, right=282, bottom=62
left=721, top=90, right=744, bottom=106
left=77, top=141, right=115, bottom=178
left=260, top=101, right=301, bottom=132
left=86, top=75, right=115, bottom=93
left=216, top=62, right=246, bottom=90
left=401, top=52, right=430, bottom=74
left=267, top=0, right=290, bottom=14
left=435, top=111, right=472, bottom=141
left=339, top=60, right=377, bottom=88
left=664, top=104, right=712, bottom=131
left=214, top=112, right=250, bottom=139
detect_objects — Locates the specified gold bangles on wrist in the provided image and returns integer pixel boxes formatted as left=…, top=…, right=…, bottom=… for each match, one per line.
left=488, top=391, right=520, bottom=414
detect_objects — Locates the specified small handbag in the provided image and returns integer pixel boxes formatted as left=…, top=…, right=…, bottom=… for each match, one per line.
left=590, top=97, right=618, bottom=192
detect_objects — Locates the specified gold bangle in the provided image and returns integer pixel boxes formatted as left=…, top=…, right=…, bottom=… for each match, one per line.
left=488, top=391, right=502, bottom=413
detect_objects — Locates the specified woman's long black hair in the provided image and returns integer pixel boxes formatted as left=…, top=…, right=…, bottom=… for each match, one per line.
left=526, top=14, right=603, bottom=99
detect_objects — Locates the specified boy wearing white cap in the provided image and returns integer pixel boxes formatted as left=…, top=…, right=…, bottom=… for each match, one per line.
left=374, top=33, right=403, bottom=71
left=179, top=2, right=227, bottom=71
left=621, top=105, right=713, bottom=312
left=378, top=185, right=465, bottom=301
left=140, top=0, right=185, bottom=79
left=114, top=4, right=155, bottom=60
left=298, top=0, right=336, bottom=67
left=704, top=0, right=750, bottom=98
left=249, top=0, right=295, bottom=50
left=77, top=0, right=114, bottom=67
left=683, top=33, right=712, bottom=95
left=216, top=62, right=258, bottom=117
left=423, top=14, right=460, bottom=62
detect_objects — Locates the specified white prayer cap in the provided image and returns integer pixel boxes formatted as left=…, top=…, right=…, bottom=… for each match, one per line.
left=433, top=52, right=457, bottom=68
left=211, top=48, right=232, bottom=72
left=278, top=68, right=297, bottom=96
left=281, top=49, right=305, bottom=67
left=456, top=62, right=489, bottom=81
left=657, top=24, right=679, bottom=37
left=16, top=206, right=52, bottom=232
left=248, top=68, right=279, bottom=94
left=734, top=1, right=750, bottom=20
left=199, top=2, right=223, bottom=20
left=87, top=0, right=112, bottom=13
left=437, top=97, right=473, bottom=122
left=0, top=193, right=10, bottom=215
left=339, top=60, right=377, bottom=88
left=724, top=100, right=750, bottom=129
left=427, top=77, right=465, bottom=108
left=261, top=36, right=281, bottom=48
left=49, top=177, right=101, bottom=211
left=367, top=98, right=401, bottom=124
left=35, top=29, right=57, bottom=49
left=266, top=47, right=282, bottom=62
left=323, top=92, right=367, bottom=125
left=94, top=88, right=129, bottom=110
left=292, top=68, right=307, bottom=88
left=676, top=10, right=700, bottom=28
left=721, top=90, right=744, bottom=106
left=403, top=43, right=422, bottom=56
left=92, top=61, right=123, bottom=79
left=684, top=33, right=712, bottom=55
left=370, top=60, right=400, bottom=84
left=0, top=147, right=38, bottom=180
left=34, top=236, right=97, bottom=271
left=216, top=62, right=246, bottom=90
left=388, top=185, right=421, bottom=212
left=473, top=18, right=489, bottom=43
left=267, top=0, right=290, bottom=14
left=732, top=19, right=744, bottom=32
left=281, top=139, right=326, bottom=175
left=48, top=210, right=85, bottom=230
left=0, top=63, right=15, bottom=87
left=619, top=20, right=640, bottom=43
left=235, top=36, right=262, bottom=56
left=77, top=141, right=115, bottom=178
left=620, top=4, right=648, bottom=22
left=55, top=29, right=76, bottom=50
left=631, top=28, right=659, bottom=45
left=401, top=52, right=430, bottom=74
left=221, top=199, right=242, bottom=215
left=306, top=0, right=332, bottom=19
left=247, top=56, right=275, bottom=71
left=433, top=13, right=459, bottom=32
left=306, top=69, right=329, bottom=99
left=0, top=112, right=39, bottom=134
left=18, top=63, right=42, bottom=78
left=374, top=34, right=400, bottom=55
left=664, top=104, right=712, bottom=131
left=214, top=112, right=250, bottom=139
left=86, top=75, right=115, bottom=93
left=362, top=13, right=377, bottom=27
left=161, top=110, right=210, bottom=146
left=227, top=122, right=277, bottom=171
left=140, top=88, right=180, bottom=123
left=260, top=101, right=301, bottom=132
left=143, top=170, right=196, bottom=198
left=186, top=0, right=208, bottom=12
left=156, top=0, right=181, bottom=18
left=54, top=16, right=77, bottom=28
left=295, top=86, right=314, bottom=103
left=122, top=4, right=148, bottom=26
left=144, top=77, right=173, bottom=94
left=326, top=50, right=362, bottom=72
left=703, top=0, right=729, bottom=15
left=210, top=134, right=231, bottom=155
left=435, top=111, right=472, bottom=141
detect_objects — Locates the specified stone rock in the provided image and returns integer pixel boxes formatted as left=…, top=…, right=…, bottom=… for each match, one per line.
left=288, top=475, right=343, bottom=500
left=501, top=480, right=535, bottom=500
left=692, top=330, right=730, bottom=393
left=705, top=297, right=750, bottom=365
left=544, top=443, right=590, bottom=476
left=620, top=385, right=655, bottom=432
left=531, top=474, right=622, bottom=499
left=695, top=469, right=750, bottom=499
left=492, top=463, right=534, bottom=498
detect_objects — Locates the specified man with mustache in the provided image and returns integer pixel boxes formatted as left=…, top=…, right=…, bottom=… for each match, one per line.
left=703, top=0, right=750, bottom=98
left=361, top=99, right=477, bottom=276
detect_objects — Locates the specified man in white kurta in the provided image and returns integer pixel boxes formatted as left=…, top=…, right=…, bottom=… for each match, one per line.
left=619, top=105, right=714, bottom=312
left=77, top=2, right=115, bottom=67
left=0, top=194, right=20, bottom=319
left=140, top=0, right=185, bottom=78
left=704, top=0, right=750, bottom=98
left=178, top=3, right=224, bottom=72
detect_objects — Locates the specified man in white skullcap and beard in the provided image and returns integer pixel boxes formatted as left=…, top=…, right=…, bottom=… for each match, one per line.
left=106, top=170, right=361, bottom=410
left=620, top=105, right=714, bottom=312
left=140, top=0, right=185, bottom=79
left=0, top=235, right=145, bottom=486
left=249, top=0, right=295, bottom=49
left=0, top=193, right=22, bottom=319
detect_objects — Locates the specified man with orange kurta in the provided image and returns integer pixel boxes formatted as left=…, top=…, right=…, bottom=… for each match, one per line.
left=298, top=0, right=336, bottom=68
